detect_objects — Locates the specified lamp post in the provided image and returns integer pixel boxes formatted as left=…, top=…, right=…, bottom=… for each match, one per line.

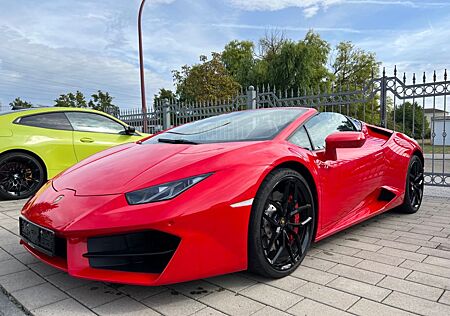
left=138, top=0, right=148, bottom=133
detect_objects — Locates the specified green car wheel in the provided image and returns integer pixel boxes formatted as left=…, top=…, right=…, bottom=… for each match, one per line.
left=0, top=152, right=46, bottom=200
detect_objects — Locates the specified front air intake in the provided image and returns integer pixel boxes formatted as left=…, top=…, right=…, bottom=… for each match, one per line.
left=84, top=230, right=180, bottom=274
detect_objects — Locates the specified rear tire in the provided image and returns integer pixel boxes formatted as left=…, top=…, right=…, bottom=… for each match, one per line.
left=248, top=168, right=315, bottom=278
left=397, top=155, right=424, bottom=214
left=0, top=152, right=46, bottom=200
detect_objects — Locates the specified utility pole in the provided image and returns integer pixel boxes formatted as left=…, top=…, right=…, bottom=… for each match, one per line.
left=138, top=0, right=148, bottom=132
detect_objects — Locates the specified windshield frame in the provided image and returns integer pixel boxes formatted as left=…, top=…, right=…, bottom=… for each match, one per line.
left=143, top=108, right=307, bottom=145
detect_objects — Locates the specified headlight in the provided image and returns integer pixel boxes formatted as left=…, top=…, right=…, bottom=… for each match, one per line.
left=125, top=173, right=213, bottom=205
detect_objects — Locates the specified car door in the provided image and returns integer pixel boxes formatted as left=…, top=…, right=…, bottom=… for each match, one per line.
left=65, top=111, right=139, bottom=162
left=13, top=112, right=78, bottom=177
left=290, top=112, right=384, bottom=231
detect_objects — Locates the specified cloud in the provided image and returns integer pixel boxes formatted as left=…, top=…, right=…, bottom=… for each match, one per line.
left=226, top=0, right=450, bottom=17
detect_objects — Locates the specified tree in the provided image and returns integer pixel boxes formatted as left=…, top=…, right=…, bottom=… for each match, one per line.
left=9, top=97, right=33, bottom=110
left=392, top=102, right=430, bottom=139
left=265, top=31, right=332, bottom=92
left=88, top=90, right=119, bottom=115
left=154, top=88, right=176, bottom=107
left=54, top=91, right=87, bottom=108
left=173, top=53, right=241, bottom=102
left=221, top=40, right=256, bottom=87
left=331, top=41, right=380, bottom=88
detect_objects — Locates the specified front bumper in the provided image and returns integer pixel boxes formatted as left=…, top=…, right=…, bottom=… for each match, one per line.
left=20, top=170, right=258, bottom=285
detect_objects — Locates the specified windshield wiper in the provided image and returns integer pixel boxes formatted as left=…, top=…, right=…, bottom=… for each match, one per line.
left=158, top=138, right=200, bottom=145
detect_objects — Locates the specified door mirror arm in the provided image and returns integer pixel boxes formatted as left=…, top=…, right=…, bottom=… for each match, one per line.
left=124, top=126, right=136, bottom=135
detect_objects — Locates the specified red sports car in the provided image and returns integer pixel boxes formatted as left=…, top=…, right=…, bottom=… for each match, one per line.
left=19, top=108, right=424, bottom=286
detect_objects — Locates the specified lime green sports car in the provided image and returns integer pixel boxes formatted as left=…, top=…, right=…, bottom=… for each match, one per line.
left=0, top=107, right=147, bottom=200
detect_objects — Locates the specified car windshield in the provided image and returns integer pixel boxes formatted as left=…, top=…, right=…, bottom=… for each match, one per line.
left=143, top=109, right=306, bottom=144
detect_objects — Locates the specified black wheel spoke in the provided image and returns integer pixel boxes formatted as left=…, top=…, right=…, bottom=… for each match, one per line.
left=267, top=229, right=282, bottom=251
left=271, top=245, right=284, bottom=264
left=263, top=213, right=279, bottom=227
left=288, top=216, right=312, bottom=227
left=284, top=231, right=296, bottom=263
left=289, top=204, right=311, bottom=217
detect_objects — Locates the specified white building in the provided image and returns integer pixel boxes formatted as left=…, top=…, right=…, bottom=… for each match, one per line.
left=432, top=116, right=450, bottom=146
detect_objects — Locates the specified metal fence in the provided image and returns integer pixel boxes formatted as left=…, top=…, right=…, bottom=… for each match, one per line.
left=114, top=67, right=449, bottom=187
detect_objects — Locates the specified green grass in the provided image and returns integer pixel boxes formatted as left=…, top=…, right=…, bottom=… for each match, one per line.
left=421, top=144, right=450, bottom=155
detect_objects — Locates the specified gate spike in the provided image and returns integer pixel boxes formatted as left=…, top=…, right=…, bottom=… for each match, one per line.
left=383, top=67, right=386, bottom=77
left=423, top=72, right=426, bottom=83
left=433, top=70, right=437, bottom=82
left=403, top=72, right=406, bottom=84
left=445, top=69, right=448, bottom=81
left=413, top=73, right=416, bottom=85
left=394, top=65, right=397, bottom=76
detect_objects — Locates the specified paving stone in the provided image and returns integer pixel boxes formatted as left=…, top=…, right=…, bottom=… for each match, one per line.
left=327, top=264, right=385, bottom=285
left=406, top=271, right=450, bottom=290
left=314, top=250, right=363, bottom=266
left=0, top=247, right=12, bottom=262
left=0, top=269, right=45, bottom=292
left=376, top=239, right=421, bottom=252
left=291, top=265, right=338, bottom=285
left=383, top=291, right=450, bottom=316
left=0, top=290, right=26, bottom=316
left=1, top=242, right=27, bottom=255
left=356, top=259, right=412, bottom=279
left=207, top=273, right=257, bottom=292
left=0, top=258, right=27, bottom=276
left=378, top=276, right=444, bottom=301
left=198, top=289, right=264, bottom=316
left=341, top=233, right=380, bottom=244
left=246, top=274, right=307, bottom=292
left=14, top=252, right=39, bottom=265
left=240, top=283, right=303, bottom=310
left=293, top=282, right=359, bottom=310
left=143, top=290, right=206, bottom=315
left=67, top=283, right=124, bottom=308
left=332, top=239, right=383, bottom=252
left=287, top=298, right=352, bottom=316
left=440, top=291, right=450, bottom=305
left=46, top=272, right=93, bottom=291
left=424, top=255, right=450, bottom=268
left=32, top=298, right=96, bottom=316
left=391, top=230, right=433, bottom=241
left=192, top=307, right=227, bottom=315
left=117, top=285, right=166, bottom=301
left=93, top=296, right=160, bottom=315
left=169, top=280, right=222, bottom=299
left=348, top=298, right=415, bottom=316
left=315, top=242, right=360, bottom=256
left=400, top=259, right=450, bottom=278
left=251, top=306, right=290, bottom=316
left=12, top=283, right=68, bottom=310
left=394, top=236, right=440, bottom=249
left=377, top=246, right=427, bottom=262
left=28, top=262, right=61, bottom=277
left=353, top=249, right=405, bottom=266
left=417, top=246, right=450, bottom=260
left=328, top=276, right=391, bottom=302
left=301, top=256, right=337, bottom=271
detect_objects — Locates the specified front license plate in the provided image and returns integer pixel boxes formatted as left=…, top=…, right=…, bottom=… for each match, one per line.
left=19, top=217, right=55, bottom=257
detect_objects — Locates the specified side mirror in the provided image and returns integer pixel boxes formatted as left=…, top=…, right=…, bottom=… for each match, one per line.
left=325, top=132, right=366, bottom=161
left=124, top=125, right=136, bottom=135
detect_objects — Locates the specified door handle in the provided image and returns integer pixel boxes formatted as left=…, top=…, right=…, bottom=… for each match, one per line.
left=80, top=137, right=94, bottom=143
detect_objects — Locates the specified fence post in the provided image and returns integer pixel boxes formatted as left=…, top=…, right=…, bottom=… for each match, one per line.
left=246, top=86, right=257, bottom=110
left=162, top=99, right=171, bottom=130
left=380, top=68, right=387, bottom=127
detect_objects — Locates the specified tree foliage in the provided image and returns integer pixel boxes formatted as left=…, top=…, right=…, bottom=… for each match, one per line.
left=221, top=40, right=255, bottom=88
left=54, top=90, right=118, bottom=114
left=391, top=102, right=430, bottom=138
left=173, top=53, right=241, bottom=102
left=54, top=91, right=87, bottom=108
left=9, top=97, right=33, bottom=110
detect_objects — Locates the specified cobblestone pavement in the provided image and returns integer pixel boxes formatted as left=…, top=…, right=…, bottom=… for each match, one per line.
left=1, top=194, right=450, bottom=316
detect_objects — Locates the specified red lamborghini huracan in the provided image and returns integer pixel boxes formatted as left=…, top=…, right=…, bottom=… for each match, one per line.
left=19, top=108, right=424, bottom=285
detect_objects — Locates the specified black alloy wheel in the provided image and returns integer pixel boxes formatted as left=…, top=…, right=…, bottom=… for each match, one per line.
left=249, top=168, right=315, bottom=278
left=398, top=155, right=424, bottom=214
left=0, top=153, right=45, bottom=200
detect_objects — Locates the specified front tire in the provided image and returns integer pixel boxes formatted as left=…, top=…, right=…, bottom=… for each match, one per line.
left=398, top=155, right=424, bottom=214
left=0, top=152, right=46, bottom=200
left=248, top=168, right=315, bottom=278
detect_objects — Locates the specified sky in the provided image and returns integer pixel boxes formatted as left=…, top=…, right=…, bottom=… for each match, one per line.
left=0, top=0, right=449, bottom=110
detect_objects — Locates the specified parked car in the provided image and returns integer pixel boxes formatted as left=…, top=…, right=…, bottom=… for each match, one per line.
left=19, top=108, right=423, bottom=285
left=0, top=107, right=147, bottom=200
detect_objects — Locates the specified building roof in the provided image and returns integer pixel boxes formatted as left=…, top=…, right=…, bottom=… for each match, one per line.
left=424, top=108, right=448, bottom=114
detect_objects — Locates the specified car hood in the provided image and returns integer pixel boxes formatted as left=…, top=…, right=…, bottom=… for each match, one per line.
left=53, top=141, right=266, bottom=196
